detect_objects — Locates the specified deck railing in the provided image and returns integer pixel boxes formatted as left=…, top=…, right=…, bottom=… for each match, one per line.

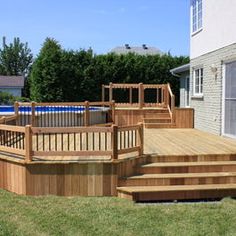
left=0, top=124, right=26, bottom=157
left=14, top=101, right=115, bottom=127
left=102, top=83, right=175, bottom=110
left=0, top=123, right=143, bottom=162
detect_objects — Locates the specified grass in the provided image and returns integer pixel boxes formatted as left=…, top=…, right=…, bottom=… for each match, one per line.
left=0, top=190, right=236, bottom=236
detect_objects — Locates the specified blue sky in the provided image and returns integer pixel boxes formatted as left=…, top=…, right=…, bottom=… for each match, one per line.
left=0, top=0, right=190, bottom=56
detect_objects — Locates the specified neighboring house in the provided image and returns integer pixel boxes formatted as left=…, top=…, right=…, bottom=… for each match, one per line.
left=171, top=0, right=236, bottom=138
left=0, top=75, right=24, bottom=97
left=111, top=44, right=163, bottom=55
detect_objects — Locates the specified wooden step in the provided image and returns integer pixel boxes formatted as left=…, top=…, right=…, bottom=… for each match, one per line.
left=119, top=172, right=236, bottom=186
left=149, top=154, right=236, bottom=163
left=143, top=118, right=171, bottom=124
left=138, top=161, right=236, bottom=174
left=144, top=112, right=171, bottom=118
left=144, top=123, right=174, bottom=129
left=145, top=109, right=169, bottom=113
left=117, top=184, right=236, bottom=201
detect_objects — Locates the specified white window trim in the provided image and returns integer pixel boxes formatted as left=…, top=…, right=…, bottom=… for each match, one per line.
left=222, top=63, right=226, bottom=136
left=191, top=0, right=203, bottom=35
left=193, top=67, right=203, bottom=97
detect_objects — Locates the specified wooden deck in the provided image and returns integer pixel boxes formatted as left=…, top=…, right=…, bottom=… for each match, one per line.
left=32, top=128, right=236, bottom=161
left=144, top=128, right=236, bottom=156
left=117, top=129, right=236, bottom=201
left=2, top=128, right=236, bottom=199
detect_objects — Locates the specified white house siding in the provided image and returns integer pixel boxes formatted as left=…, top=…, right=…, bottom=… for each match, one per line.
left=0, top=88, right=22, bottom=97
left=190, top=43, right=236, bottom=135
left=191, top=0, right=236, bottom=59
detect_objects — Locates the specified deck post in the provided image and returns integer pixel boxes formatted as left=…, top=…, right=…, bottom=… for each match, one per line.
left=84, top=101, right=90, bottom=126
left=166, top=84, right=170, bottom=108
left=25, top=125, right=32, bottom=162
left=111, top=100, right=116, bottom=124
left=138, top=83, right=144, bottom=109
left=138, top=122, right=144, bottom=156
left=109, top=82, right=113, bottom=102
left=31, top=102, right=36, bottom=127
left=111, top=124, right=118, bottom=160
left=14, top=101, right=19, bottom=125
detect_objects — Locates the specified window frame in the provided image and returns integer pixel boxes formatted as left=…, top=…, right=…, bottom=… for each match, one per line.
left=193, top=67, right=204, bottom=97
left=191, top=0, right=203, bottom=35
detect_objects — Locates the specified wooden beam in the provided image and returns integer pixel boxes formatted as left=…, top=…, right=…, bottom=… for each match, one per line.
left=25, top=125, right=32, bottom=162
left=102, top=85, right=105, bottom=102
left=111, top=125, right=118, bottom=160
left=109, top=82, right=113, bottom=102
left=84, top=101, right=90, bottom=126
left=138, top=122, right=144, bottom=156
left=14, top=101, right=19, bottom=125
left=31, top=102, right=36, bottom=127
left=138, top=83, right=144, bottom=109
left=129, top=87, right=132, bottom=104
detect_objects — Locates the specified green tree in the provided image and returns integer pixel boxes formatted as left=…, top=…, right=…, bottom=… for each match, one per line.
left=29, top=37, right=189, bottom=104
left=0, top=37, right=33, bottom=76
left=30, top=38, right=63, bottom=102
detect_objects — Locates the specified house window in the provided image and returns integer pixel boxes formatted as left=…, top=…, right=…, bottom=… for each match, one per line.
left=192, top=0, right=202, bottom=33
left=193, top=68, right=203, bottom=96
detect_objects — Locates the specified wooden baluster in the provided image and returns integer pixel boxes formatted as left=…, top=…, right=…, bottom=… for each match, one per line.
left=111, top=124, right=118, bottom=160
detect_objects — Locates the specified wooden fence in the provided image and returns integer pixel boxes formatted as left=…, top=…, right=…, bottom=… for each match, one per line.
left=14, top=101, right=115, bottom=127
left=102, top=83, right=175, bottom=109
left=0, top=123, right=143, bottom=162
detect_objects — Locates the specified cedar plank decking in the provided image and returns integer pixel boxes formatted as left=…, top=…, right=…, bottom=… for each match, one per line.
left=31, top=128, right=236, bottom=161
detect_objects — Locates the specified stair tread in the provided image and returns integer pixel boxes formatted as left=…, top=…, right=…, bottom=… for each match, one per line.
left=142, top=161, right=236, bottom=167
left=117, top=183, right=236, bottom=193
left=122, top=172, right=236, bottom=179
left=144, top=118, right=171, bottom=120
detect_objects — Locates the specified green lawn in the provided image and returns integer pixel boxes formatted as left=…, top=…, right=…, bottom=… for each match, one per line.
left=0, top=190, right=235, bottom=236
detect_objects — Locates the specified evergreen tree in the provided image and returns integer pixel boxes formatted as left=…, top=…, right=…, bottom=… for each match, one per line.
left=30, top=38, right=63, bottom=102
left=0, top=37, right=33, bottom=76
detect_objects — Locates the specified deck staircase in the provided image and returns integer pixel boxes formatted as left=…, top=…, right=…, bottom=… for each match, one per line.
left=143, top=108, right=174, bottom=128
left=117, top=154, right=236, bottom=202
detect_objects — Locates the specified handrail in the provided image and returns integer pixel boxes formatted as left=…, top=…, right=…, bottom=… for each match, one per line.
left=0, top=115, right=17, bottom=124
left=167, top=83, right=175, bottom=122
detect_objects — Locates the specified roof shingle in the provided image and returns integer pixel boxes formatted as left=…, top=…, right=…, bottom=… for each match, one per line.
left=0, top=75, right=24, bottom=87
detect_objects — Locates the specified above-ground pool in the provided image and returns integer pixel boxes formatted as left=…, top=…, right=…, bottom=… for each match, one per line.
left=0, top=105, right=110, bottom=127
left=0, top=105, right=101, bottom=114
